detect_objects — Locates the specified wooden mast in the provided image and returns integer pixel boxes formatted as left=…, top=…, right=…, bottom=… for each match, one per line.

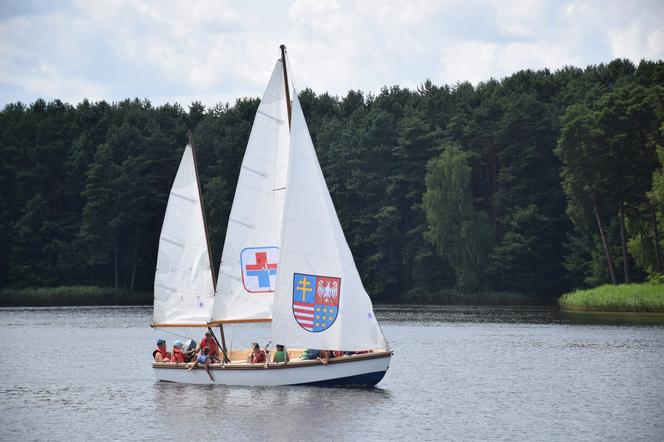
left=188, top=130, right=216, bottom=288
left=189, top=130, right=229, bottom=362
left=280, top=44, right=292, bottom=128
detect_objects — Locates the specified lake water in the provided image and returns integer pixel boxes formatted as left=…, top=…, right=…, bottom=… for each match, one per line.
left=1, top=305, right=663, bottom=441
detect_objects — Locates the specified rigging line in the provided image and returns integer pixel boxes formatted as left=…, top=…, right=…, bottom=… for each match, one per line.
left=241, top=165, right=267, bottom=177
left=256, top=109, right=285, bottom=124
left=375, top=315, right=391, bottom=351
left=154, top=328, right=196, bottom=341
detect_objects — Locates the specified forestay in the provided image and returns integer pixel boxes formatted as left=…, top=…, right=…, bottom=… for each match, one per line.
left=211, top=60, right=290, bottom=323
left=270, top=93, right=387, bottom=351
left=153, top=145, right=215, bottom=325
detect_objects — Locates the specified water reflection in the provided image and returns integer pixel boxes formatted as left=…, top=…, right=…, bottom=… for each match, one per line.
left=376, top=304, right=664, bottom=326
left=376, top=304, right=562, bottom=324
left=561, top=310, right=664, bottom=326
left=151, top=381, right=392, bottom=439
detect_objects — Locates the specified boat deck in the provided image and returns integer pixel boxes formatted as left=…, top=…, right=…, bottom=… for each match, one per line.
left=153, top=349, right=392, bottom=370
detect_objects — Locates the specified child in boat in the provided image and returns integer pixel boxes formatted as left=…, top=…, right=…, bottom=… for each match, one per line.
left=171, top=340, right=186, bottom=364
left=187, top=347, right=215, bottom=381
left=153, top=338, right=171, bottom=362
left=248, top=342, right=267, bottom=364
left=318, top=350, right=333, bottom=366
left=272, top=344, right=289, bottom=363
left=197, top=332, right=220, bottom=362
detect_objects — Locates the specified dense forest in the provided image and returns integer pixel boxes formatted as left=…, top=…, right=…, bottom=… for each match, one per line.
left=1, top=58, right=663, bottom=302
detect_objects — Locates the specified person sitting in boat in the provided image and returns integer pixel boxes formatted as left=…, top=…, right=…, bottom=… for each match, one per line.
left=299, top=349, right=320, bottom=360
left=318, top=350, right=334, bottom=366
left=272, top=344, right=289, bottom=364
left=183, top=339, right=197, bottom=362
left=197, top=332, right=220, bottom=362
left=248, top=342, right=266, bottom=364
left=187, top=347, right=215, bottom=381
left=153, top=338, right=171, bottom=362
left=171, top=340, right=186, bottom=364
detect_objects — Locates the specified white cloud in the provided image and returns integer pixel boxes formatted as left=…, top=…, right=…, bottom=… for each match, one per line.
left=439, top=40, right=578, bottom=84
left=490, top=0, right=548, bottom=39
left=0, top=59, right=108, bottom=103
left=558, top=1, right=664, bottom=62
left=608, top=15, right=664, bottom=61
left=438, top=0, right=664, bottom=85
left=647, top=29, right=664, bottom=56
left=0, top=0, right=662, bottom=107
left=286, top=1, right=376, bottom=93
left=0, top=13, right=109, bottom=103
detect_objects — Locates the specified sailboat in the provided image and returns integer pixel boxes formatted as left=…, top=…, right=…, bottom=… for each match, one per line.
left=151, top=46, right=392, bottom=386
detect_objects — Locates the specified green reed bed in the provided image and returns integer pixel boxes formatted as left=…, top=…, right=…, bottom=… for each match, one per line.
left=559, top=283, right=664, bottom=312
left=0, top=285, right=152, bottom=306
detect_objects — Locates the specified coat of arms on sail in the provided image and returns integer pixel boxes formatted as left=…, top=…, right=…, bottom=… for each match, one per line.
left=241, top=246, right=278, bottom=293
left=292, top=273, right=341, bottom=332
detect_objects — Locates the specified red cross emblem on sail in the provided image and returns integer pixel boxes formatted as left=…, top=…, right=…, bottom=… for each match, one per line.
left=240, top=246, right=279, bottom=293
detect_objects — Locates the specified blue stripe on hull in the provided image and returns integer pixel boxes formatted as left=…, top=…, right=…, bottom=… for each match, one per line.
left=295, top=370, right=387, bottom=387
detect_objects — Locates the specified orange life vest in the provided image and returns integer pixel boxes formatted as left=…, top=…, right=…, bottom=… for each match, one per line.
left=172, top=348, right=185, bottom=363
left=154, top=347, right=170, bottom=361
left=200, top=337, right=218, bottom=355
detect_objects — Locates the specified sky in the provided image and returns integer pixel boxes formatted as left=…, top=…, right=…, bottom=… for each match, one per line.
left=1, top=0, right=663, bottom=108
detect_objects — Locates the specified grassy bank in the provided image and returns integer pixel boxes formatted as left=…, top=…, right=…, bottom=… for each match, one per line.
left=0, top=286, right=152, bottom=307
left=559, top=283, right=664, bottom=312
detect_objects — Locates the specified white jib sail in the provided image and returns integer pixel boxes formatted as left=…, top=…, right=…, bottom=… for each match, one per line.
left=211, top=59, right=290, bottom=322
left=153, top=145, right=215, bottom=324
left=270, top=93, right=387, bottom=351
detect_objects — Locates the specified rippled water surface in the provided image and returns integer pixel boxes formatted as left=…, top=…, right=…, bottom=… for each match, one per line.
left=1, top=305, right=663, bottom=441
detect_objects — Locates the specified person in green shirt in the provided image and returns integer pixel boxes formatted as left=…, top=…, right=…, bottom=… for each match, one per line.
left=272, top=344, right=289, bottom=363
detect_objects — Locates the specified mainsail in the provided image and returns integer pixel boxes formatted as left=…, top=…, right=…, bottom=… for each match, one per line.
left=270, top=92, right=387, bottom=351
left=210, top=59, right=290, bottom=323
left=153, top=145, right=215, bottom=325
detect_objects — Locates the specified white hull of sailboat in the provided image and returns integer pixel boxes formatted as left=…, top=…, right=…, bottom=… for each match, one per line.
left=153, top=351, right=391, bottom=386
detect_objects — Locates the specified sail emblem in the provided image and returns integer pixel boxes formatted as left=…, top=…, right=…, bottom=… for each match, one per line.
left=292, top=273, right=341, bottom=332
left=241, top=246, right=279, bottom=293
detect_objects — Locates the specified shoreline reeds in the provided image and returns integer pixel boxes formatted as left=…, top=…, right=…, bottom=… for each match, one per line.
left=559, top=283, right=664, bottom=312
left=0, top=286, right=554, bottom=307
left=0, top=286, right=152, bottom=307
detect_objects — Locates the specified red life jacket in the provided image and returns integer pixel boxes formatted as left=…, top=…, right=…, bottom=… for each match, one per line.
left=201, top=337, right=218, bottom=355
left=251, top=351, right=266, bottom=364
left=172, top=348, right=185, bottom=363
left=154, top=347, right=170, bottom=361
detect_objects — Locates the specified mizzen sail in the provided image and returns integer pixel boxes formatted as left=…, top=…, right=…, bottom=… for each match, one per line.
left=153, top=145, right=215, bottom=325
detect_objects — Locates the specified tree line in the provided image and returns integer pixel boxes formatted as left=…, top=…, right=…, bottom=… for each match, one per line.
left=1, top=58, right=662, bottom=302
